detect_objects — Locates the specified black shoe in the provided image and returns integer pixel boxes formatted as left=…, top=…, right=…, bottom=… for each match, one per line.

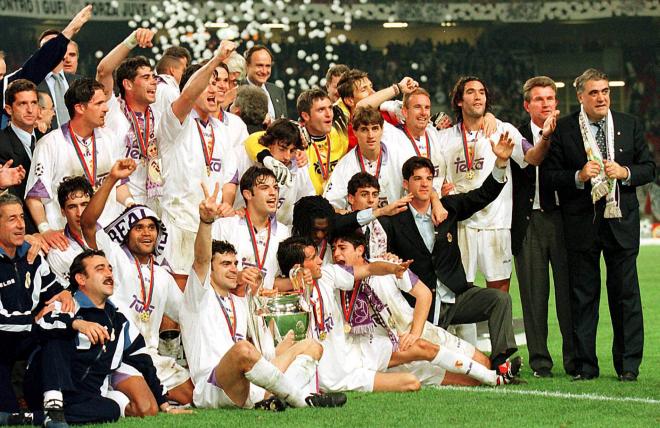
left=43, top=408, right=67, bottom=428
left=571, top=373, right=596, bottom=381
left=254, top=397, right=287, bottom=412
left=305, top=392, right=347, bottom=408
left=533, top=368, right=553, bottom=378
left=618, top=372, right=638, bottom=382
left=497, top=356, right=523, bottom=380
left=0, top=411, right=34, bottom=426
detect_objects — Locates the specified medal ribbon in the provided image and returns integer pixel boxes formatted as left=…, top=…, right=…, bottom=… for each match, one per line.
left=245, top=210, right=271, bottom=271
left=312, top=136, right=331, bottom=180
left=215, top=293, right=237, bottom=342
left=126, top=105, right=151, bottom=157
left=318, top=240, right=327, bottom=260
left=403, top=126, right=430, bottom=158
left=134, top=255, right=155, bottom=317
left=340, top=280, right=362, bottom=324
left=355, top=145, right=382, bottom=178
left=68, top=124, right=97, bottom=188
left=195, top=119, right=215, bottom=174
left=64, top=224, right=87, bottom=249
left=311, top=280, right=326, bottom=335
left=460, top=122, right=475, bottom=173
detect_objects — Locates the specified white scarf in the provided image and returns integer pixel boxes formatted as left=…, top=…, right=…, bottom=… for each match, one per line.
left=578, top=105, right=621, bottom=219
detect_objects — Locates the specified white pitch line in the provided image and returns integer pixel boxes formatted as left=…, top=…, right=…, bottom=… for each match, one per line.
left=432, top=385, right=660, bottom=405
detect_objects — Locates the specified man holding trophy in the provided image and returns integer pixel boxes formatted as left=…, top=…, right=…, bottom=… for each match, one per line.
left=180, top=182, right=346, bottom=410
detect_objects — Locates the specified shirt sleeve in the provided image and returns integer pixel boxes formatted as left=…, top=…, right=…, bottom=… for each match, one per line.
left=503, top=123, right=528, bottom=169
left=155, top=102, right=188, bottom=157
left=25, top=134, right=55, bottom=201
left=163, top=274, right=183, bottom=323
left=323, top=264, right=355, bottom=291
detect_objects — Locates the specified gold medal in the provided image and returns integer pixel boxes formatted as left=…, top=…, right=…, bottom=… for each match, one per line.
left=466, top=170, right=475, bottom=180
left=319, top=331, right=327, bottom=341
left=206, top=165, right=211, bottom=176
left=139, top=311, right=151, bottom=322
left=447, top=232, right=453, bottom=243
left=344, top=324, right=351, bottom=334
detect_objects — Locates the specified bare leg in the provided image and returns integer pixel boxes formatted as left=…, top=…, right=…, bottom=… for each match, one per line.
left=114, top=376, right=158, bottom=417
left=486, top=279, right=510, bottom=293
left=213, top=341, right=262, bottom=407
left=388, top=339, right=438, bottom=368
left=166, top=379, right=194, bottom=405
left=472, top=350, right=491, bottom=368
left=441, top=372, right=481, bottom=386
left=270, top=338, right=322, bottom=373
left=373, top=372, right=421, bottom=392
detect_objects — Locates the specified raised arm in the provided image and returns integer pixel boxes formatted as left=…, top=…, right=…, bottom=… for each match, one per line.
left=523, top=110, right=559, bottom=166
left=192, top=182, right=223, bottom=282
left=356, top=76, right=418, bottom=109
left=171, top=40, right=236, bottom=124
left=81, top=159, right=137, bottom=248
left=353, top=259, right=413, bottom=281
left=96, top=29, right=155, bottom=100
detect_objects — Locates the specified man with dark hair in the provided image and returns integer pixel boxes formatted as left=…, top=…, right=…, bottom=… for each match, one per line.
left=45, top=176, right=94, bottom=284
left=542, top=68, right=655, bottom=381
left=0, top=80, right=41, bottom=233
left=325, top=64, right=349, bottom=104
left=61, top=42, right=79, bottom=75
left=96, top=28, right=171, bottom=212
left=25, top=78, right=134, bottom=251
left=154, top=46, right=191, bottom=116
left=1, top=5, right=92, bottom=129
left=437, top=76, right=548, bottom=293
left=212, top=166, right=290, bottom=291
left=382, top=152, right=522, bottom=370
left=243, top=45, right=287, bottom=120
left=235, top=119, right=314, bottom=225
left=80, top=158, right=193, bottom=404
left=179, top=187, right=344, bottom=410
left=512, top=76, right=574, bottom=378
left=230, top=85, right=269, bottom=134
left=291, top=195, right=337, bottom=265
left=0, top=192, right=75, bottom=427
left=210, top=62, right=249, bottom=144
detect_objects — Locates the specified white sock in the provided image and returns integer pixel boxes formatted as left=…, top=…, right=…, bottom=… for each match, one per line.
left=283, top=354, right=318, bottom=397
left=43, top=390, right=63, bottom=408
left=244, top=357, right=307, bottom=408
left=431, top=347, right=498, bottom=386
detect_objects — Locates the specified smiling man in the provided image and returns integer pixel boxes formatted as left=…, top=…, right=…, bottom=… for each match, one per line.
left=243, top=45, right=287, bottom=120
left=542, top=68, right=655, bottom=382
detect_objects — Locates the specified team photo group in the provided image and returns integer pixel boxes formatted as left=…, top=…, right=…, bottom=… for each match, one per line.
left=0, top=4, right=655, bottom=427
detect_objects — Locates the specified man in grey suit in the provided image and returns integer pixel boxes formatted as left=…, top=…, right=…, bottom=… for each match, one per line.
left=243, top=45, right=287, bottom=120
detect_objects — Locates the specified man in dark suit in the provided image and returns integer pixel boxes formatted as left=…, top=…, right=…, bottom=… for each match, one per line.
left=0, top=5, right=91, bottom=129
left=542, top=68, right=655, bottom=381
left=383, top=153, right=519, bottom=368
left=0, top=80, right=42, bottom=233
left=243, top=45, right=287, bottom=120
left=512, top=76, right=575, bottom=378
left=36, top=30, right=85, bottom=129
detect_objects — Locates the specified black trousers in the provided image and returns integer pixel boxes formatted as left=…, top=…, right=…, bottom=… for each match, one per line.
left=0, top=332, right=73, bottom=413
left=438, top=286, right=518, bottom=367
left=566, top=222, right=644, bottom=377
left=515, top=210, right=575, bottom=374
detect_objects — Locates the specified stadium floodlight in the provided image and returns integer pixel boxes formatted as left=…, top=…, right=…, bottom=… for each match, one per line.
left=383, top=22, right=408, bottom=28
left=555, top=82, right=565, bottom=88
left=205, top=22, right=228, bottom=28
left=609, top=81, right=625, bottom=87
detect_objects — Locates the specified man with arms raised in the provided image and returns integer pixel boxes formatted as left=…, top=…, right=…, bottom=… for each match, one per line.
left=81, top=159, right=193, bottom=403
left=180, top=183, right=345, bottom=409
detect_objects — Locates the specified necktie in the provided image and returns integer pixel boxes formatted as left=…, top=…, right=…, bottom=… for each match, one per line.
left=30, top=135, right=36, bottom=153
left=52, top=74, right=70, bottom=126
left=595, top=119, right=607, bottom=160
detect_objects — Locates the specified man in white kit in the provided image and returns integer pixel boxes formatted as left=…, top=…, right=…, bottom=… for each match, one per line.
left=81, top=158, right=193, bottom=405
left=438, top=76, right=550, bottom=292
left=180, top=183, right=346, bottom=410
left=156, top=40, right=240, bottom=275
left=25, top=78, right=133, bottom=248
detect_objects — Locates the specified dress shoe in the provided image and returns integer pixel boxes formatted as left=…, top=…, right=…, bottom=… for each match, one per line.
left=618, top=372, right=638, bottom=382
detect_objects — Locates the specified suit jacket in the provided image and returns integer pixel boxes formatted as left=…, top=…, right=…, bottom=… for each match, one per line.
left=0, top=126, right=42, bottom=233
left=510, top=122, right=559, bottom=255
left=37, top=72, right=84, bottom=128
left=241, top=80, right=287, bottom=119
left=381, top=174, right=506, bottom=322
left=1, top=33, right=70, bottom=129
left=541, top=110, right=655, bottom=250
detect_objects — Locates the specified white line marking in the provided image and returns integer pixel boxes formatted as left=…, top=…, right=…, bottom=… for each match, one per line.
left=432, top=385, right=660, bottom=404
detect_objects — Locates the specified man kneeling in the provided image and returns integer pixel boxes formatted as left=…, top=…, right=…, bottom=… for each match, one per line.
left=179, top=183, right=346, bottom=410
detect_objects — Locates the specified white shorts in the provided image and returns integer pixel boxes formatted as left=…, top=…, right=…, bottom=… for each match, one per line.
left=318, top=340, right=378, bottom=393
left=161, top=215, right=196, bottom=274
left=350, top=333, right=394, bottom=372
left=388, top=360, right=446, bottom=386
left=422, top=322, right=476, bottom=358
left=150, top=352, right=190, bottom=392
left=193, top=370, right=266, bottom=409
left=457, top=224, right=512, bottom=282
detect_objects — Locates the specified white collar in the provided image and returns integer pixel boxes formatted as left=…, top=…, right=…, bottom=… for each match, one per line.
left=9, top=122, right=34, bottom=142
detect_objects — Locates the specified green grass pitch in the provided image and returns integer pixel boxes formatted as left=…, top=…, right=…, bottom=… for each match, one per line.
left=86, top=246, right=660, bottom=427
